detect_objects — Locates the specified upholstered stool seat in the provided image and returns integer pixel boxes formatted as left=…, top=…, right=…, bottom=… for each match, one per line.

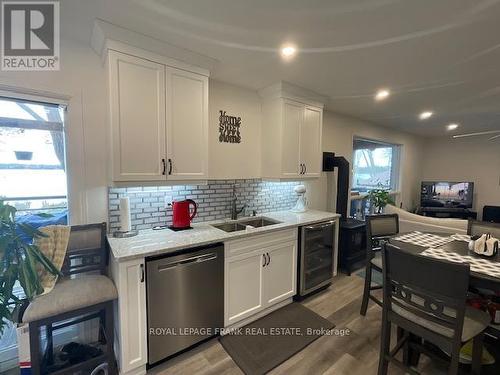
left=22, top=275, right=117, bottom=323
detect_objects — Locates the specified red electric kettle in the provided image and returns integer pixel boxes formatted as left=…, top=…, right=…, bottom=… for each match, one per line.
left=171, top=199, right=197, bottom=228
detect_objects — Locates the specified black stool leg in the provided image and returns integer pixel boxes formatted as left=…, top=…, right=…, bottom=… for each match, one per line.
left=360, top=261, right=372, bottom=315
left=105, top=302, right=118, bottom=375
left=378, top=319, right=391, bottom=375
left=29, top=322, right=41, bottom=375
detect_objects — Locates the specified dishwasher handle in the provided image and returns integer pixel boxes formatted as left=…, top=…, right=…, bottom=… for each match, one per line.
left=157, top=253, right=218, bottom=271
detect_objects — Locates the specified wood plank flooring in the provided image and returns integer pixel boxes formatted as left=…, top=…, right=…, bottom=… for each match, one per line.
left=149, top=274, right=449, bottom=375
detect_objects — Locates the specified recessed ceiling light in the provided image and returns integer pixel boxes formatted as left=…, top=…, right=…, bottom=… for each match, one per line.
left=447, top=123, right=459, bottom=131
left=281, top=45, right=296, bottom=58
left=419, top=111, right=433, bottom=120
left=375, top=89, right=390, bottom=101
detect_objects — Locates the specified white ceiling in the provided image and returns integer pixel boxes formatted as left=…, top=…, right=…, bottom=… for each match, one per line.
left=88, top=0, right=500, bottom=137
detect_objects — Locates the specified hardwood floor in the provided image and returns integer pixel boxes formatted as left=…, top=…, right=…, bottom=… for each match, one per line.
left=149, top=274, right=450, bottom=375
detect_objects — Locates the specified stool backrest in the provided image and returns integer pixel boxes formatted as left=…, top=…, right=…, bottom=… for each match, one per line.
left=366, top=214, right=399, bottom=252
left=62, top=223, right=107, bottom=276
left=468, top=219, right=500, bottom=239
left=382, top=242, right=469, bottom=346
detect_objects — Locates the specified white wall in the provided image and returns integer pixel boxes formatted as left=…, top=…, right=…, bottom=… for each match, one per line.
left=208, top=80, right=262, bottom=179
left=305, top=111, right=425, bottom=213
left=420, top=136, right=500, bottom=219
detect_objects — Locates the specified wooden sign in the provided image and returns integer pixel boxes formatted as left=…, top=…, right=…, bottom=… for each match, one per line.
left=219, top=110, right=241, bottom=143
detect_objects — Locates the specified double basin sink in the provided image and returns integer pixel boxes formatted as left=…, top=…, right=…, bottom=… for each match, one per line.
left=211, top=217, right=281, bottom=233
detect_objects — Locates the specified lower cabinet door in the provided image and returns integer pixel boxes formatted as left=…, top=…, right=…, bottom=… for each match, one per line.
left=263, top=241, right=297, bottom=306
left=225, top=252, right=264, bottom=326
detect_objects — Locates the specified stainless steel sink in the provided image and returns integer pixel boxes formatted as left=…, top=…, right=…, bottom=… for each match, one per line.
left=238, top=217, right=281, bottom=228
left=211, top=222, right=247, bottom=232
left=211, top=217, right=281, bottom=232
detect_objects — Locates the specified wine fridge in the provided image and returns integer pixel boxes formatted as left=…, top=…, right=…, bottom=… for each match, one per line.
left=297, top=220, right=336, bottom=297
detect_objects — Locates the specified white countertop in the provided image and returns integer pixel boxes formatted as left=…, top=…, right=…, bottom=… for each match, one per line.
left=108, top=210, right=340, bottom=261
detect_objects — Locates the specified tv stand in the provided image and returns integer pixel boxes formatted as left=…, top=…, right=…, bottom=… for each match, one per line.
left=419, top=207, right=477, bottom=220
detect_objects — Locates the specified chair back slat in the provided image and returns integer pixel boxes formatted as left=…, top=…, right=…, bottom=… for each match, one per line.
left=468, top=219, right=500, bottom=239
left=382, top=243, right=469, bottom=342
left=61, top=223, right=107, bottom=276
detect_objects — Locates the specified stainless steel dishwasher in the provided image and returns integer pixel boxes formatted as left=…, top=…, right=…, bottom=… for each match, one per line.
left=146, top=244, right=224, bottom=365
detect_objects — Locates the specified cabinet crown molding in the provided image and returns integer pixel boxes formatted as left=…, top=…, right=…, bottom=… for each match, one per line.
left=258, top=81, right=327, bottom=108
left=91, top=19, right=215, bottom=76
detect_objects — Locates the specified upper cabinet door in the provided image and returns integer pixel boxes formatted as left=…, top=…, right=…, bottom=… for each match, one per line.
left=301, top=105, right=322, bottom=177
left=166, top=68, right=208, bottom=180
left=281, top=100, right=302, bottom=177
left=109, top=51, right=166, bottom=181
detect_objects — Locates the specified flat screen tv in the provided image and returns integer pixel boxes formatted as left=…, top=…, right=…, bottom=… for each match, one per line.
left=421, top=181, right=474, bottom=209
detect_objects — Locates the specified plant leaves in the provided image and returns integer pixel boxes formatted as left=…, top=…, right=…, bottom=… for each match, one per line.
left=18, top=223, right=48, bottom=239
left=27, top=244, right=62, bottom=277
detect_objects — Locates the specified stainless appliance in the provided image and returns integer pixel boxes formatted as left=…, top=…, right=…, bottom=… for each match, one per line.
left=146, top=244, right=224, bottom=365
left=297, top=220, right=336, bottom=297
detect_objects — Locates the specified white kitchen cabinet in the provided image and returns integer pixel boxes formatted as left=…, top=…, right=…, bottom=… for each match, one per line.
left=109, top=256, right=147, bottom=375
left=109, top=51, right=166, bottom=182
left=225, top=251, right=263, bottom=326
left=263, top=241, right=297, bottom=305
left=108, top=49, right=209, bottom=183
left=301, top=106, right=322, bottom=177
left=224, top=229, right=297, bottom=327
left=260, top=85, right=324, bottom=179
left=281, top=100, right=302, bottom=177
left=166, top=68, right=208, bottom=180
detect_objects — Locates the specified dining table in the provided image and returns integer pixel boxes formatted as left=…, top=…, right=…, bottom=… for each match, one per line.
left=389, top=231, right=500, bottom=339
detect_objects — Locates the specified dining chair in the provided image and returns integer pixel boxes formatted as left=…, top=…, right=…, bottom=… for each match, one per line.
left=468, top=219, right=500, bottom=239
left=378, top=242, right=491, bottom=375
left=21, top=223, right=118, bottom=375
left=360, top=213, right=399, bottom=316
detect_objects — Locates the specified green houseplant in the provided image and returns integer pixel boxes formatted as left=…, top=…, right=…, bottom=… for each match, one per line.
left=0, top=200, right=61, bottom=334
left=368, top=187, right=395, bottom=214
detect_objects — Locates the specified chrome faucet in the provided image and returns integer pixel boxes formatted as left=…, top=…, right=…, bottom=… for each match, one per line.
left=231, top=184, right=247, bottom=220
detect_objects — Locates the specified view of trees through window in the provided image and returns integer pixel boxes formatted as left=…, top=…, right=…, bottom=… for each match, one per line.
left=0, top=97, right=67, bottom=214
left=352, top=138, right=399, bottom=192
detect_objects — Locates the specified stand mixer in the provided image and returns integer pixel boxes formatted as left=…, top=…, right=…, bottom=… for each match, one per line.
left=291, top=184, right=307, bottom=213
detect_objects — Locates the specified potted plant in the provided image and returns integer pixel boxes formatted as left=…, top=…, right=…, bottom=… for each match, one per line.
left=368, top=187, right=395, bottom=214
left=0, top=200, right=61, bottom=335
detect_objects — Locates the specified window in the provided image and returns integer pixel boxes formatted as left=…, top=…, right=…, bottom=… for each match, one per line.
left=0, top=96, right=68, bottom=370
left=352, top=138, right=400, bottom=192
left=0, top=97, right=67, bottom=214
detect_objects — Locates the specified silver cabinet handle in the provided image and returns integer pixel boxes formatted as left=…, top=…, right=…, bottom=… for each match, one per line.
left=262, top=253, right=266, bottom=267
left=267, top=252, right=271, bottom=266
left=304, top=164, right=307, bottom=174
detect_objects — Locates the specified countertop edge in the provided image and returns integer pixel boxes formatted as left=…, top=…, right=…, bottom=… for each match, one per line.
left=108, top=211, right=340, bottom=262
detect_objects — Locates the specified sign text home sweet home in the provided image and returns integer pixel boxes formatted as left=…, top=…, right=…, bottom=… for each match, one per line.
left=219, top=110, right=241, bottom=143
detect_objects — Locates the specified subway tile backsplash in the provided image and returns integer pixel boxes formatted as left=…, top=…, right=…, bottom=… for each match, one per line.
left=108, top=179, right=299, bottom=232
